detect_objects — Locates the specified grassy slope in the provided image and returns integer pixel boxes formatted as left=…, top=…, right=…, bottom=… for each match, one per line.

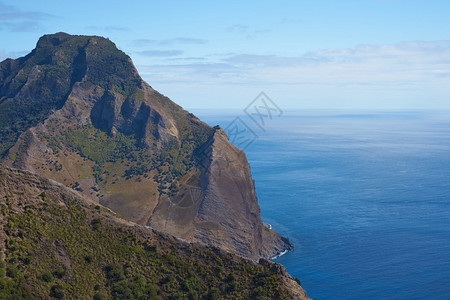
left=0, top=168, right=292, bottom=300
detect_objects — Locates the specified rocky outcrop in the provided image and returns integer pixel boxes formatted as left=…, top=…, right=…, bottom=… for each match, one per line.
left=0, top=33, right=293, bottom=261
left=259, top=259, right=310, bottom=300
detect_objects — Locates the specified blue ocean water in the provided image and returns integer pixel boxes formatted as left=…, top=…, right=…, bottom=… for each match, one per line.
left=195, top=110, right=450, bottom=300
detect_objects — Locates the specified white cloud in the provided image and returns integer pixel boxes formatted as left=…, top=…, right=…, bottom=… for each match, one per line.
left=134, top=40, right=450, bottom=109
left=0, top=2, right=54, bottom=32
left=85, top=26, right=129, bottom=32
left=226, top=24, right=271, bottom=39
left=133, top=37, right=207, bottom=47
left=138, top=41, right=450, bottom=84
left=226, top=24, right=249, bottom=33
left=136, top=50, right=183, bottom=57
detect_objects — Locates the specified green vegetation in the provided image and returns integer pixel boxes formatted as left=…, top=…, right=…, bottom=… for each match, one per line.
left=59, top=117, right=212, bottom=192
left=85, top=38, right=141, bottom=96
left=0, top=63, right=72, bottom=156
left=147, top=96, right=214, bottom=193
left=0, top=33, right=86, bottom=156
left=64, top=125, right=140, bottom=164
left=0, top=189, right=292, bottom=299
left=0, top=33, right=140, bottom=157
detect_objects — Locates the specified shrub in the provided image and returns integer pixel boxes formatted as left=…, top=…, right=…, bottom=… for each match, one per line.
left=104, top=264, right=124, bottom=282
left=84, top=255, right=92, bottom=264
left=6, top=265, right=19, bottom=278
left=207, top=287, right=221, bottom=300
left=41, top=271, right=53, bottom=282
left=93, top=293, right=107, bottom=300
left=53, top=267, right=66, bottom=279
left=252, top=286, right=267, bottom=299
left=50, top=284, right=64, bottom=298
left=0, top=262, right=5, bottom=278
left=145, top=244, right=157, bottom=253
left=23, top=255, right=33, bottom=265
left=91, top=218, right=102, bottom=230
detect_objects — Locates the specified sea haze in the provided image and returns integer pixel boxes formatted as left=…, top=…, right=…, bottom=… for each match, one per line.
left=196, top=110, right=450, bottom=300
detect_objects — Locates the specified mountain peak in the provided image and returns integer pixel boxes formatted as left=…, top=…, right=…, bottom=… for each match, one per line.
left=36, top=32, right=112, bottom=48
left=36, top=32, right=73, bottom=47
left=32, top=32, right=142, bottom=96
left=0, top=33, right=292, bottom=261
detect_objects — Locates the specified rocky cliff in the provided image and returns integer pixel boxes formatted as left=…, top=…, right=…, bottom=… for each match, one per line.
left=0, top=32, right=292, bottom=261
left=0, top=166, right=309, bottom=299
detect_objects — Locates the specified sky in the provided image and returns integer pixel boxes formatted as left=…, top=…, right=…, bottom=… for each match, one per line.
left=1, top=0, right=450, bottom=111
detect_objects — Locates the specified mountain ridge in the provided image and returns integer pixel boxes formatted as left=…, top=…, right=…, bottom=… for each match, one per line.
left=0, top=32, right=292, bottom=261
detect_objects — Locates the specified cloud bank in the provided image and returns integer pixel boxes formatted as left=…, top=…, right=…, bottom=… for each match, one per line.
left=137, top=40, right=450, bottom=86
left=133, top=37, right=207, bottom=47
left=0, top=2, right=53, bottom=32
left=135, top=40, right=450, bottom=109
left=136, top=50, right=184, bottom=57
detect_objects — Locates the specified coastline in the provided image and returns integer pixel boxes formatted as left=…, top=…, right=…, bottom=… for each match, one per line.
left=271, top=249, right=290, bottom=260
left=263, top=222, right=292, bottom=260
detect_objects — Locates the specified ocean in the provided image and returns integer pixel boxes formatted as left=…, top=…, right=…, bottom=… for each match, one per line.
left=196, top=110, right=450, bottom=300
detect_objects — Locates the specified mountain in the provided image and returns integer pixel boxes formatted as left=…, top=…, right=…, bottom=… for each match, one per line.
left=0, top=32, right=292, bottom=261
left=0, top=166, right=309, bottom=299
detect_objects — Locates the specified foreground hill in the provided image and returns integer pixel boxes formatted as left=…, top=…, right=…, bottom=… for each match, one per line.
left=0, top=166, right=309, bottom=299
left=0, top=32, right=291, bottom=260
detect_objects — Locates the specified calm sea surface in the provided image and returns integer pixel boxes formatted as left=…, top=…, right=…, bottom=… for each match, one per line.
left=196, top=110, right=450, bottom=300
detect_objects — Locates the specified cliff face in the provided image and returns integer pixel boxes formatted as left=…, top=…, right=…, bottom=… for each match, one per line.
left=149, top=126, right=293, bottom=259
left=0, top=33, right=291, bottom=261
left=0, top=166, right=310, bottom=299
left=197, top=127, right=292, bottom=258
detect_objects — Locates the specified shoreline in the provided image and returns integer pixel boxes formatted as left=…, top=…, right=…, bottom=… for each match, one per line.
left=270, top=249, right=290, bottom=260
left=263, top=221, right=292, bottom=260
left=263, top=222, right=293, bottom=260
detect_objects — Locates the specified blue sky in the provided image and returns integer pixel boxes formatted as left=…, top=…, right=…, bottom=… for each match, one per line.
left=1, top=0, right=449, bottom=110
